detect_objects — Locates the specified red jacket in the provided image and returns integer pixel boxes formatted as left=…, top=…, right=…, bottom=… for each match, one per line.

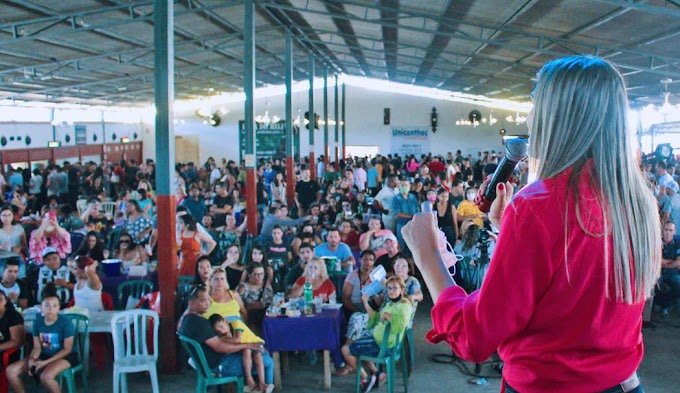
left=427, top=163, right=644, bottom=393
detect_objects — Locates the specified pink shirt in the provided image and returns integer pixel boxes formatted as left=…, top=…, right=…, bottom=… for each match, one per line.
left=427, top=163, right=644, bottom=393
left=29, top=231, right=72, bottom=265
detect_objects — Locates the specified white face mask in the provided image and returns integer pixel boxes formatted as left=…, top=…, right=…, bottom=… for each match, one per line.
left=466, top=193, right=476, bottom=201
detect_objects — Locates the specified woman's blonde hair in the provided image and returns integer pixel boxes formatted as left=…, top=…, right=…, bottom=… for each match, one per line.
left=303, top=258, right=329, bottom=281
left=529, top=56, right=661, bottom=303
left=209, top=267, right=229, bottom=290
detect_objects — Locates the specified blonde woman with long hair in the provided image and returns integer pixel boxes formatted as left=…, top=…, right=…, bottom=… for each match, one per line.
left=403, top=56, right=659, bottom=393
left=289, top=258, right=336, bottom=300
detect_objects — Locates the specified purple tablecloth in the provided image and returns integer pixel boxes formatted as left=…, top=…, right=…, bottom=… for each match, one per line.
left=100, top=271, right=158, bottom=298
left=262, top=308, right=346, bottom=353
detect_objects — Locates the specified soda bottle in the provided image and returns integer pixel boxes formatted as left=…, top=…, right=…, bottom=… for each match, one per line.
left=304, top=281, right=313, bottom=314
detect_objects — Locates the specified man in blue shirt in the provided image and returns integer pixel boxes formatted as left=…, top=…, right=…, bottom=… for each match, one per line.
left=314, top=228, right=355, bottom=270
left=180, top=184, right=207, bottom=222
left=367, top=162, right=380, bottom=197
left=392, top=179, right=420, bottom=254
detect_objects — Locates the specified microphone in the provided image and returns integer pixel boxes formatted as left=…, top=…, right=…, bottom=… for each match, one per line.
left=477, top=138, right=528, bottom=213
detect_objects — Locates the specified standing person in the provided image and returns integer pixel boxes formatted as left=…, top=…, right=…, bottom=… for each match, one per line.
left=403, top=56, right=659, bottom=393
left=178, top=215, right=216, bottom=277
left=181, top=184, right=207, bottom=222
left=270, top=172, right=287, bottom=206
left=123, top=200, right=153, bottom=246
left=295, top=167, right=320, bottom=215
left=373, top=174, right=399, bottom=233
left=432, top=188, right=459, bottom=244
left=29, top=168, right=44, bottom=213
left=392, top=179, right=419, bottom=254
left=354, top=162, right=367, bottom=193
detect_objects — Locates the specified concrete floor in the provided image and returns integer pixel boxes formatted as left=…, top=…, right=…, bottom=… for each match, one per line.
left=21, top=298, right=680, bottom=393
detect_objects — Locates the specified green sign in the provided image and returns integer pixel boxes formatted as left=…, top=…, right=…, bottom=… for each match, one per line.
left=239, top=121, right=300, bottom=162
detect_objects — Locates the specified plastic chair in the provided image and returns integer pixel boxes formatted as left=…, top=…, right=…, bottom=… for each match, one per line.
left=77, top=199, right=89, bottom=216
left=100, top=202, right=116, bottom=215
left=354, top=322, right=408, bottom=393
left=404, top=311, right=416, bottom=374
left=177, top=275, right=195, bottom=312
left=117, top=279, right=154, bottom=310
left=58, top=314, right=89, bottom=393
left=111, top=309, right=160, bottom=393
left=66, top=292, right=115, bottom=370
left=1, top=347, right=21, bottom=393
left=178, top=333, right=245, bottom=393
left=69, top=232, right=85, bottom=256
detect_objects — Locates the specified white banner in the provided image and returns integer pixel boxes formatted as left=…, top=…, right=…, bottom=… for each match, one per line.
left=391, top=128, right=430, bottom=157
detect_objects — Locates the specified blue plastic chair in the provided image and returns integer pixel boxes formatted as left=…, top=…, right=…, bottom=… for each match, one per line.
left=354, top=322, right=408, bottom=393
left=178, top=333, right=244, bottom=393
left=58, top=314, right=89, bottom=393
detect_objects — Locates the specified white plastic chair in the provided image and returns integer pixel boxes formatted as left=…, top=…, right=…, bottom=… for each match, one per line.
left=111, top=309, right=160, bottom=393
left=76, top=199, right=88, bottom=216
left=100, top=202, right=116, bottom=215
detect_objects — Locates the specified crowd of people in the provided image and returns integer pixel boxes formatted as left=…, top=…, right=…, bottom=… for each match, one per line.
left=0, top=142, right=676, bottom=392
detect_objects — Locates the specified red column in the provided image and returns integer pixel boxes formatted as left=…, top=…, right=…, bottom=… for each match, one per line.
left=286, top=156, right=295, bottom=207
left=334, top=147, right=340, bottom=170
left=246, top=168, right=258, bottom=235
left=309, top=151, right=316, bottom=180
left=156, top=194, right=178, bottom=372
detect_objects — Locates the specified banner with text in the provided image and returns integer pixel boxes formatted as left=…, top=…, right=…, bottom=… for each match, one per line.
left=391, top=128, right=430, bottom=157
left=238, top=121, right=300, bottom=162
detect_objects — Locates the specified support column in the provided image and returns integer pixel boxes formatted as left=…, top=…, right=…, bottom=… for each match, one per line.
left=334, top=75, right=339, bottom=169
left=285, top=31, right=295, bottom=207
left=153, top=0, right=178, bottom=373
left=342, top=83, right=346, bottom=160
left=308, top=54, right=316, bottom=180
left=323, top=69, right=329, bottom=170
left=244, top=0, right=258, bottom=236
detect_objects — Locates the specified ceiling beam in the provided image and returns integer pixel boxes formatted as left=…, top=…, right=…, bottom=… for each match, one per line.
left=414, top=0, right=475, bottom=84
left=591, top=0, right=680, bottom=18
left=0, top=0, right=244, bottom=46
left=322, top=1, right=373, bottom=77
left=379, top=0, right=399, bottom=81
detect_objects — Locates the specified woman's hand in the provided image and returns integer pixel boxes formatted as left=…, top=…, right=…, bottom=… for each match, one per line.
left=381, top=312, right=392, bottom=322
left=361, top=293, right=369, bottom=304
left=477, top=179, right=514, bottom=229
left=400, top=209, right=439, bottom=271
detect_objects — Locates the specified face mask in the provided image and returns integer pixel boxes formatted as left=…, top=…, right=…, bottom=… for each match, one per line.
left=400, top=186, right=410, bottom=194
left=466, top=193, right=476, bottom=201
left=389, top=294, right=403, bottom=303
left=427, top=195, right=437, bottom=202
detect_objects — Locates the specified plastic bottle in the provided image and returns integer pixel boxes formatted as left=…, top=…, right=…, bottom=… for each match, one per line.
left=304, top=281, right=313, bottom=314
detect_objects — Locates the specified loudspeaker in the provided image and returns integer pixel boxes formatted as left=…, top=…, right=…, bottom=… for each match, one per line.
left=384, top=108, right=390, bottom=125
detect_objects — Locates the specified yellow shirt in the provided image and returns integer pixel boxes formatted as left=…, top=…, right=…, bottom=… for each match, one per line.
left=457, top=200, right=484, bottom=227
left=203, top=293, right=264, bottom=344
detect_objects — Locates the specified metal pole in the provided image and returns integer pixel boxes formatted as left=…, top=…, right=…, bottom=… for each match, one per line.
left=101, top=111, right=106, bottom=163
left=334, top=74, right=339, bottom=169
left=285, top=31, right=295, bottom=207
left=308, top=54, right=316, bottom=179
left=342, top=82, right=346, bottom=160
left=323, top=68, right=329, bottom=171
left=153, top=0, right=178, bottom=373
left=244, top=0, right=258, bottom=236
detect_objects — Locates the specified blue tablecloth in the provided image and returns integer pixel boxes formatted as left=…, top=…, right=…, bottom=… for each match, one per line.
left=262, top=308, right=346, bottom=353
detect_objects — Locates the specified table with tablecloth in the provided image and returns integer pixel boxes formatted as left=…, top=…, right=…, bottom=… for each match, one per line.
left=262, top=308, right=346, bottom=390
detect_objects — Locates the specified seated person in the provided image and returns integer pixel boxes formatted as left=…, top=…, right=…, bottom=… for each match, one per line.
left=113, top=232, right=148, bottom=265
left=178, top=286, right=274, bottom=393
left=314, top=228, right=355, bottom=270
left=237, top=263, right=273, bottom=335
left=284, top=243, right=314, bottom=291
left=289, top=258, right=336, bottom=301
left=0, top=259, right=31, bottom=309
left=7, top=283, right=78, bottom=393
left=75, top=231, right=107, bottom=262
left=27, top=247, right=75, bottom=307
left=68, top=256, right=104, bottom=312
left=209, top=314, right=266, bottom=393
left=341, top=277, right=412, bottom=392
left=0, top=290, right=24, bottom=373
left=29, top=212, right=72, bottom=265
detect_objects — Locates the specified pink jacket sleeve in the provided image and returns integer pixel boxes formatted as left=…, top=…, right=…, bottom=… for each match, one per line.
left=426, top=199, right=556, bottom=362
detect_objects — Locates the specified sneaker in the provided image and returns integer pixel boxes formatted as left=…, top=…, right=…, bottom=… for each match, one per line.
left=264, top=384, right=275, bottom=393
left=361, top=374, right=377, bottom=393
left=244, top=386, right=258, bottom=393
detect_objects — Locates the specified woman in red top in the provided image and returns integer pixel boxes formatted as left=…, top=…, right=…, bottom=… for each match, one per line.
left=178, top=215, right=215, bottom=277
left=290, top=258, right=336, bottom=300
left=403, top=56, right=660, bottom=393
